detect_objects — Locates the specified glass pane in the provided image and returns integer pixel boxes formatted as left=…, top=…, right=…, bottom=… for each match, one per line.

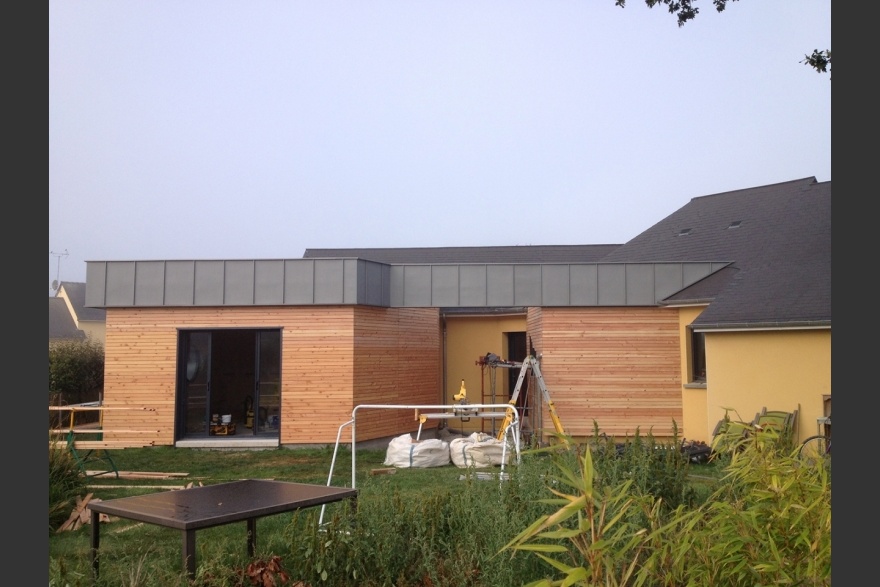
left=183, top=332, right=211, bottom=435
left=257, top=331, right=281, bottom=432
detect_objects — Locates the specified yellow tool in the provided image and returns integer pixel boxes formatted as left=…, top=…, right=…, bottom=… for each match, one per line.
left=454, top=379, right=467, bottom=401
left=496, top=355, right=567, bottom=443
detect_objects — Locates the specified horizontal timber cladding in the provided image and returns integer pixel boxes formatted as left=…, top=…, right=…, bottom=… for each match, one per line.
left=528, top=306, right=682, bottom=440
left=101, top=307, right=187, bottom=446
left=352, top=307, right=442, bottom=440
left=99, top=306, right=442, bottom=447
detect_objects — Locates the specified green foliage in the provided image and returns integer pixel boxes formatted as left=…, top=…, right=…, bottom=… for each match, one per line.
left=637, top=442, right=831, bottom=586
left=50, top=448, right=556, bottom=586
left=614, top=0, right=738, bottom=27
left=615, top=1, right=831, bottom=77
left=49, top=339, right=105, bottom=406
left=48, top=439, right=86, bottom=533
left=803, top=49, right=832, bottom=76
left=590, top=423, right=698, bottom=511
left=500, top=441, right=659, bottom=587
left=282, top=459, right=556, bottom=586
left=499, top=434, right=830, bottom=587
left=48, top=442, right=829, bottom=586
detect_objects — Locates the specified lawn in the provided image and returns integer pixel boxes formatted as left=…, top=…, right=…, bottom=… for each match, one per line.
left=49, top=443, right=731, bottom=587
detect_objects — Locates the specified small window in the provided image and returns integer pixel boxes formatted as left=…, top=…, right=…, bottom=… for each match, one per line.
left=678, top=228, right=692, bottom=236
left=689, top=327, right=706, bottom=382
left=727, top=220, right=742, bottom=229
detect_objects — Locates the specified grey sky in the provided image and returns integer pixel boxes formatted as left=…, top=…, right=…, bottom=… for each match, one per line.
left=49, top=1, right=831, bottom=291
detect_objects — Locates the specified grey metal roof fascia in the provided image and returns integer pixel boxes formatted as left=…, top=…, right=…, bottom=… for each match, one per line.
left=658, top=298, right=714, bottom=307
left=440, top=306, right=528, bottom=317
left=692, top=320, right=831, bottom=332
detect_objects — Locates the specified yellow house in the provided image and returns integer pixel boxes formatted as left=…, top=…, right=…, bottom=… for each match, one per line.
left=53, top=282, right=106, bottom=347
left=83, top=177, right=830, bottom=449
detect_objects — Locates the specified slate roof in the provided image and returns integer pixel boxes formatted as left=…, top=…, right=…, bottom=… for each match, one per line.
left=49, top=297, right=85, bottom=341
left=600, top=177, right=831, bottom=330
left=303, top=244, right=621, bottom=264
left=59, top=282, right=106, bottom=322
left=304, top=177, right=830, bottom=331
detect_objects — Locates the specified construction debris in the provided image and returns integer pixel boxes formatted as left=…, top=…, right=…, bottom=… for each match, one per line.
left=87, top=484, right=188, bottom=490
left=56, top=493, right=116, bottom=532
left=85, top=470, right=189, bottom=480
left=369, top=468, right=397, bottom=476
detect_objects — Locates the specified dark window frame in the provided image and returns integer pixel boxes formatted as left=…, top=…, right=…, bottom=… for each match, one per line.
left=689, top=327, right=706, bottom=383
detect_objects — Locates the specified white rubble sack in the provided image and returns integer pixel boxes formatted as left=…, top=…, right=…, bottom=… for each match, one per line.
left=383, top=433, right=450, bottom=468
left=449, top=432, right=509, bottom=468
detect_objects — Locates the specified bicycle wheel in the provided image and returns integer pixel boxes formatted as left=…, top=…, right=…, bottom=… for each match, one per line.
left=799, top=435, right=829, bottom=466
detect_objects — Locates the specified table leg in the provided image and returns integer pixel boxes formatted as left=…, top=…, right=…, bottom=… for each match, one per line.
left=247, top=518, right=257, bottom=557
left=90, top=508, right=101, bottom=581
left=182, top=530, right=196, bottom=580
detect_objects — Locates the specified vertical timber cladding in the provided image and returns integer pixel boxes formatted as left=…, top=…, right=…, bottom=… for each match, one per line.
left=529, top=306, right=683, bottom=440
left=352, top=307, right=442, bottom=441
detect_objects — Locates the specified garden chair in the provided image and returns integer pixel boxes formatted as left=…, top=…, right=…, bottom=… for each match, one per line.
left=752, top=407, right=798, bottom=447
left=710, top=417, right=752, bottom=454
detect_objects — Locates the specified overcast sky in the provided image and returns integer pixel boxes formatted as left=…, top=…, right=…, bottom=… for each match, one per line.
left=49, top=0, right=831, bottom=292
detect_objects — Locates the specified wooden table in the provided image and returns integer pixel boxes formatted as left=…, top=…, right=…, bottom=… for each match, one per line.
left=88, top=479, right=357, bottom=581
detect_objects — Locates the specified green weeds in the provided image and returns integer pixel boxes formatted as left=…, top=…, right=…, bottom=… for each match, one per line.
left=50, top=433, right=828, bottom=586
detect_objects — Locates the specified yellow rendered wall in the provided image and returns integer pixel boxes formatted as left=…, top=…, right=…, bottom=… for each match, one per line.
left=443, top=314, right=527, bottom=435
left=57, top=287, right=106, bottom=346
left=678, top=306, right=709, bottom=443
left=704, top=329, right=831, bottom=444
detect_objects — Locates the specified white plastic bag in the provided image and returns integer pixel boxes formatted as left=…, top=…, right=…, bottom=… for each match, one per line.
left=449, top=432, right=509, bottom=468
left=383, top=433, right=450, bottom=468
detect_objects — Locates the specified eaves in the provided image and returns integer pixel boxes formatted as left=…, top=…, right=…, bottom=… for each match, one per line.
left=693, top=320, right=831, bottom=333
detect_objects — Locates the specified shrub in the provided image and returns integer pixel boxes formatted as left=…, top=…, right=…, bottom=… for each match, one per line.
left=500, top=440, right=659, bottom=587
left=49, top=339, right=104, bottom=408
left=48, top=438, right=86, bottom=533
left=637, top=441, right=831, bottom=586
left=498, top=435, right=830, bottom=587
left=590, top=423, right=698, bottom=511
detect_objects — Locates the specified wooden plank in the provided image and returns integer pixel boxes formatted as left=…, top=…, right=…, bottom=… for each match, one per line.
left=85, top=470, right=189, bottom=479
left=50, top=429, right=160, bottom=435
left=51, top=441, right=154, bottom=449
left=370, top=468, right=397, bottom=476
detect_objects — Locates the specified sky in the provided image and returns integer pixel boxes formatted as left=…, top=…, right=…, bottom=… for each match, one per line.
left=49, top=0, right=831, bottom=292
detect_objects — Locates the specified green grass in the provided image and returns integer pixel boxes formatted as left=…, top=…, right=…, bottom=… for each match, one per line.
left=50, top=444, right=726, bottom=587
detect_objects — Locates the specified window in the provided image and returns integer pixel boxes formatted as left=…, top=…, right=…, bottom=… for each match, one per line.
left=689, top=327, right=706, bottom=382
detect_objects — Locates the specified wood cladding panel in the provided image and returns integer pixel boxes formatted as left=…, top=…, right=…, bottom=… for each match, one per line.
left=101, top=306, right=441, bottom=446
left=101, top=303, right=680, bottom=447
left=352, top=307, right=441, bottom=439
left=528, top=307, right=682, bottom=440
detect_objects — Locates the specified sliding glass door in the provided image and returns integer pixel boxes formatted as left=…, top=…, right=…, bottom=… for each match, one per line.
left=177, top=329, right=281, bottom=440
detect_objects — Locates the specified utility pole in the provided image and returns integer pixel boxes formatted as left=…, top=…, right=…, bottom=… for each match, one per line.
left=50, top=249, right=68, bottom=292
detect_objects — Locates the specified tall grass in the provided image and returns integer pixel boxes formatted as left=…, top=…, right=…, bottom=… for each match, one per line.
left=49, top=437, right=86, bottom=533
left=51, top=438, right=827, bottom=587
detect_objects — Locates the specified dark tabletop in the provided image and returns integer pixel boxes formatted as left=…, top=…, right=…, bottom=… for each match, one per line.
left=88, top=479, right=357, bottom=531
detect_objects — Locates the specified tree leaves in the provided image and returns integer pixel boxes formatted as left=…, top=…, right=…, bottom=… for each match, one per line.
left=615, top=0, right=738, bottom=27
